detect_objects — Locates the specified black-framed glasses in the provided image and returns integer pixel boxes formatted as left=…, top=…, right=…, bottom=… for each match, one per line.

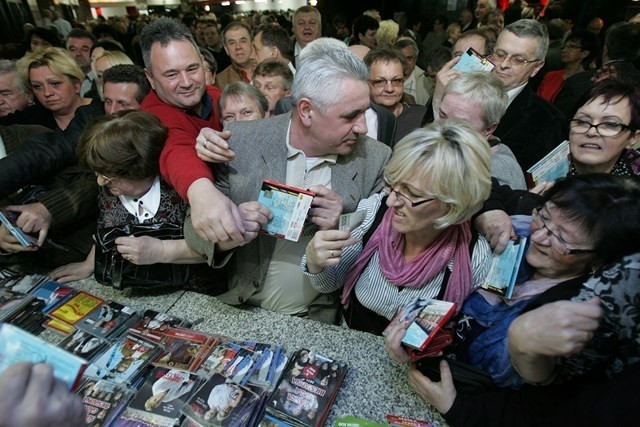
left=488, top=50, right=541, bottom=67
left=531, top=207, right=596, bottom=255
left=387, top=183, right=436, bottom=207
left=569, top=119, right=632, bottom=137
left=369, top=78, right=404, bottom=89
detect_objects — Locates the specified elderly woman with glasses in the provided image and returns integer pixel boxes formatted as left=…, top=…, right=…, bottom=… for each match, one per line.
left=386, top=174, right=640, bottom=427
left=50, top=111, right=267, bottom=291
left=302, top=119, right=493, bottom=335
left=364, top=45, right=427, bottom=145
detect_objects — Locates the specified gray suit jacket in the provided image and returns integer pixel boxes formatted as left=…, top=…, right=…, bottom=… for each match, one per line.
left=185, top=113, right=391, bottom=321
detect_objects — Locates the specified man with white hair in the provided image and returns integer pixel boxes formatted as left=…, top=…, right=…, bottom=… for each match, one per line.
left=188, top=40, right=391, bottom=323
left=0, top=60, right=32, bottom=118
left=437, top=71, right=526, bottom=189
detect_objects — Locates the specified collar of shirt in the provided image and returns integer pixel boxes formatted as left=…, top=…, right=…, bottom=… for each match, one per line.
left=285, top=119, right=337, bottom=166
left=294, top=42, right=303, bottom=59
left=288, top=61, right=296, bottom=75
left=119, top=176, right=161, bottom=223
left=506, top=83, right=527, bottom=107
left=365, top=107, right=378, bottom=140
left=186, top=90, right=213, bottom=120
left=232, top=64, right=251, bottom=83
left=404, top=71, right=417, bottom=95
left=0, top=133, right=6, bottom=159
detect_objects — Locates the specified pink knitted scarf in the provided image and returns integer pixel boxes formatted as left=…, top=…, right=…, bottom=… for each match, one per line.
left=341, top=208, right=474, bottom=310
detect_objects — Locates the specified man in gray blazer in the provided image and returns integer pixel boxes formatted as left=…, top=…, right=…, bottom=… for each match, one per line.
left=186, top=41, right=391, bottom=324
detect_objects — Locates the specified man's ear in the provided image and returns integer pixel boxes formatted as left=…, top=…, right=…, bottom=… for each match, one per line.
left=144, top=68, right=155, bottom=90
left=580, top=49, right=591, bottom=61
left=529, top=59, right=545, bottom=78
left=485, top=123, right=498, bottom=138
left=297, top=98, right=313, bottom=127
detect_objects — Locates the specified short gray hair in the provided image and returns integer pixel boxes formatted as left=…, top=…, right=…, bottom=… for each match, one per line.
left=503, top=19, right=549, bottom=60
left=442, top=71, right=508, bottom=127
left=219, top=81, right=269, bottom=118
left=294, top=5, right=322, bottom=25
left=394, top=37, right=419, bottom=56
left=0, top=60, right=28, bottom=94
left=292, top=38, right=368, bottom=112
left=139, top=17, right=199, bottom=72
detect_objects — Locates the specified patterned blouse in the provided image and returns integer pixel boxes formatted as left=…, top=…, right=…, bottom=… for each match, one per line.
left=558, top=254, right=640, bottom=382
left=569, top=148, right=640, bottom=177
left=98, top=178, right=186, bottom=228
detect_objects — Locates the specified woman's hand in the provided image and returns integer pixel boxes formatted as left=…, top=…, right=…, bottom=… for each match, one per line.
left=115, top=235, right=164, bottom=265
left=383, top=316, right=411, bottom=363
left=510, top=297, right=603, bottom=357
left=305, top=229, right=358, bottom=274
left=50, top=260, right=93, bottom=283
left=195, top=128, right=235, bottom=163
left=50, top=247, right=95, bottom=283
left=408, top=360, right=457, bottom=414
left=508, top=297, right=603, bottom=383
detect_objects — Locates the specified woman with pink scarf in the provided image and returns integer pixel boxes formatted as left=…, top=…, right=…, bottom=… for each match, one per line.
left=302, top=120, right=493, bottom=334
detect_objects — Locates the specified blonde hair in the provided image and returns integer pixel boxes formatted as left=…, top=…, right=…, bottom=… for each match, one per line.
left=376, top=20, right=400, bottom=45
left=91, top=50, right=134, bottom=100
left=384, top=119, right=492, bottom=228
left=17, top=47, right=84, bottom=88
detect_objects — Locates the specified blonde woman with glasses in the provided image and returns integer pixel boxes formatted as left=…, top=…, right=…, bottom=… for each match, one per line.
left=303, top=120, right=492, bottom=334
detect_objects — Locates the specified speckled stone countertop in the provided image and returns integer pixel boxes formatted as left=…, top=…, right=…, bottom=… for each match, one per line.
left=62, top=278, right=448, bottom=427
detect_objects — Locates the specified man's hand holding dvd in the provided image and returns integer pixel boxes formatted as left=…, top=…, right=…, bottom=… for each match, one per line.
left=257, top=180, right=315, bottom=242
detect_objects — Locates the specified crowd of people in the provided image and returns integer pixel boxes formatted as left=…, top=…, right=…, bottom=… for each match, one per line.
left=1, top=1, right=640, bottom=426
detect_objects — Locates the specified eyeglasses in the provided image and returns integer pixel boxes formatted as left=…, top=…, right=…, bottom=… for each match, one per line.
left=369, top=78, right=404, bottom=89
left=488, top=50, right=540, bottom=67
left=569, top=119, right=632, bottom=137
left=531, top=207, right=596, bottom=255
left=562, top=43, right=582, bottom=50
left=386, top=182, right=436, bottom=207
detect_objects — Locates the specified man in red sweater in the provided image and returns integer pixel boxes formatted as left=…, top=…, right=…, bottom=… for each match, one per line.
left=139, top=17, right=246, bottom=247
